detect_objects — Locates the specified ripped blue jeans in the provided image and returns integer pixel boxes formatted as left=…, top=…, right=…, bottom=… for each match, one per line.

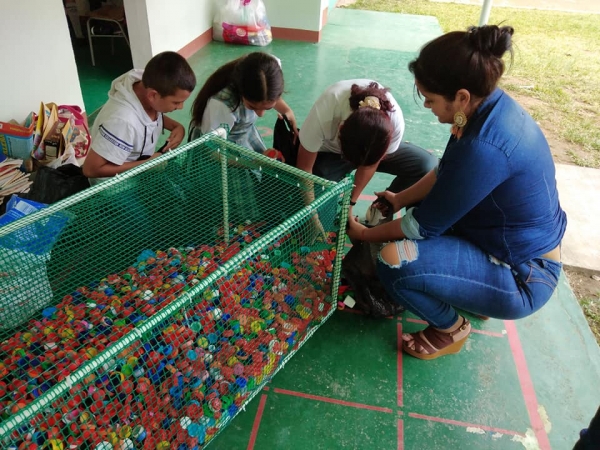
left=376, top=235, right=562, bottom=329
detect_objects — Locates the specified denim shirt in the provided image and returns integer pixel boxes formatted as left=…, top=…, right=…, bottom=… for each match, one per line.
left=404, top=88, right=567, bottom=266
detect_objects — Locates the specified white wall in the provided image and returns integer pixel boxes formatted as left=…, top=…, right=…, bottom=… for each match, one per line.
left=0, top=0, right=85, bottom=120
left=126, top=0, right=325, bottom=68
left=123, top=0, right=154, bottom=69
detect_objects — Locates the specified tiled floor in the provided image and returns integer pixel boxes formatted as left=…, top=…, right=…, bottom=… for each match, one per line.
left=77, top=7, right=600, bottom=449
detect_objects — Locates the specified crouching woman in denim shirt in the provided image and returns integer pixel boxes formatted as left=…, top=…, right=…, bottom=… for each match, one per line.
left=347, top=25, right=567, bottom=360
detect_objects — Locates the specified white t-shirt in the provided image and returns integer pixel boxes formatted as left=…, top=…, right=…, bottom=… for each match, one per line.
left=91, top=70, right=163, bottom=166
left=299, top=79, right=405, bottom=156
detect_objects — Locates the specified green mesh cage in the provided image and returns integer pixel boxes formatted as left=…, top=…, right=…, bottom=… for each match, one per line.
left=0, top=131, right=352, bottom=450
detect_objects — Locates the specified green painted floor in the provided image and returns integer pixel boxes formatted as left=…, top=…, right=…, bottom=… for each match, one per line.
left=78, top=7, right=600, bottom=450
left=73, top=34, right=133, bottom=116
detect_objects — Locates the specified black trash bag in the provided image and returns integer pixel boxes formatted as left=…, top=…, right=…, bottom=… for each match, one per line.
left=24, top=164, right=90, bottom=204
left=273, top=114, right=299, bottom=167
left=342, top=240, right=404, bottom=318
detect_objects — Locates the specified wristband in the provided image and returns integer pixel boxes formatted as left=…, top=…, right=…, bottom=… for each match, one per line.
left=158, top=142, right=169, bottom=154
left=349, top=200, right=357, bottom=206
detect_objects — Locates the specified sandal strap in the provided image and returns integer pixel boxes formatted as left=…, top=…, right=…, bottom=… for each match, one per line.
left=447, top=317, right=471, bottom=338
left=410, top=317, right=471, bottom=354
left=411, top=330, right=440, bottom=354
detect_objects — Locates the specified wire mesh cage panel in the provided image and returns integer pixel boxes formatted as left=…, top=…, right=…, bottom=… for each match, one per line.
left=0, top=132, right=352, bottom=449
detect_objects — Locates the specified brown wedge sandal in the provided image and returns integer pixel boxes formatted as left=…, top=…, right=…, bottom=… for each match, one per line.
left=403, top=317, right=471, bottom=360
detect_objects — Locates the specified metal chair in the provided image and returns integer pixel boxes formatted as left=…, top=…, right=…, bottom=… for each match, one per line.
left=86, top=5, right=130, bottom=66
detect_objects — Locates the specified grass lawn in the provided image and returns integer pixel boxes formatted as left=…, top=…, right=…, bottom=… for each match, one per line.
left=346, top=0, right=600, bottom=168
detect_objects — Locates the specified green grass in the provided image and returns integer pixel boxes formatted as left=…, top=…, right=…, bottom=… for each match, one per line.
left=345, top=0, right=600, bottom=168
left=579, top=296, right=600, bottom=344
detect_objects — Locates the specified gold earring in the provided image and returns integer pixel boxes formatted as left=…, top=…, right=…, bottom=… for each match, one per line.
left=453, top=111, right=467, bottom=128
left=452, top=111, right=467, bottom=139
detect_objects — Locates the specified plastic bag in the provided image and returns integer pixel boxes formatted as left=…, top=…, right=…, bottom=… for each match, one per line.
left=0, top=196, right=72, bottom=255
left=0, top=196, right=73, bottom=329
left=213, top=0, right=273, bottom=46
left=56, top=104, right=91, bottom=159
left=342, top=240, right=404, bottom=318
left=31, top=103, right=91, bottom=163
left=46, top=143, right=79, bottom=169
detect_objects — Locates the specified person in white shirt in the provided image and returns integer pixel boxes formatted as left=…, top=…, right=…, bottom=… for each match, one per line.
left=83, top=51, right=196, bottom=185
left=297, top=80, right=437, bottom=210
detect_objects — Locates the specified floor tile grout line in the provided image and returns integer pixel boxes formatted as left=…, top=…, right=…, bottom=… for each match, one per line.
left=408, top=412, right=526, bottom=437
left=359, top=194, right=378, bottom=201
left=397, top=418, right=404, bottom=450
left=397, top=321, right=404, bottom=408
left=272, top=388, right=394, bottom=413
left=504, top=320, right=552, bottom=449
left=261, top=386, right=531, bottom=443
left=246, top=394, right=268, bottom=450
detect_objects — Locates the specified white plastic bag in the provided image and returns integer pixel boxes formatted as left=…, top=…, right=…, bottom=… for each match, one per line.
left=47, top=144, right=79, bottom=169
left=213, top=0, right=273, bottom=47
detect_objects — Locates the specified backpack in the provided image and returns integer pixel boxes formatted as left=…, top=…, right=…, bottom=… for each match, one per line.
left=273, top=114, right=299, bottom=167
left=341, top=240, right=404, bottom=318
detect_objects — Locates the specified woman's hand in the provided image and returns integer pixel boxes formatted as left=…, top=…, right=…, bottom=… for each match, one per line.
left=347, top=215, right=367, bottom=242
left=308, top=214, right=327, bottom=244
left=274, top=98, right=299, bottom=138
left=280, top=109, right=298, bottom=138
left=374, top=190, right=404, bottom=214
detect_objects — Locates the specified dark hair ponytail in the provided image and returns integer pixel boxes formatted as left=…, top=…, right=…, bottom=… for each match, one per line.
left=190, top=58, right=238, bottom=126
left=409, top=25, right=514, bottom=100
left=191, top=52, right=284, bottom=126
left=348, top=82, right=394, bottom=112
left=338, top=82, right=394, bottom=166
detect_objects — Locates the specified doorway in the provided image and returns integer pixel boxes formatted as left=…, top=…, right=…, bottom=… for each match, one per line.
left=65, top=0, right=133, bottom=120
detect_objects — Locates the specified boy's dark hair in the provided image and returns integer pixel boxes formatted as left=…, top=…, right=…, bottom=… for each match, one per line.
left=408, top=25, right=514, bottom=101
left=339, top=83, right=394, bottom=166
left=190, top=52, right=283, bottom=126
left=142, top=51, right=196, bottom=97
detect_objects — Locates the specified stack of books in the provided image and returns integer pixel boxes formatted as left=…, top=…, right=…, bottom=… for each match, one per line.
left=0, top=154, right=32, bottom=202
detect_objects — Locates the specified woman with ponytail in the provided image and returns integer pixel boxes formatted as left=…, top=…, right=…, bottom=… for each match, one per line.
left=297, top=80, right=437, bottom=210
left=188, top=52, right=297, bottom=222
left=189, top=52, right=296, bottom=153
left=348, top=26, right=567, bottom=360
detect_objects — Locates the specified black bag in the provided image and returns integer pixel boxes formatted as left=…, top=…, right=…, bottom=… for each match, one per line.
left=342, top=240, right=404, bottom=318
left=273, top=114, right=299, bottom=166
left=24, top=164, right=90, bottom=204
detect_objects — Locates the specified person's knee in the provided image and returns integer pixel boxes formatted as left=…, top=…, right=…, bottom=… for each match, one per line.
left=419, top=150, right=439, bottom=175
left=400, top=142, right=439, bottom=175
left=379, top=240, right=419, bottom=267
